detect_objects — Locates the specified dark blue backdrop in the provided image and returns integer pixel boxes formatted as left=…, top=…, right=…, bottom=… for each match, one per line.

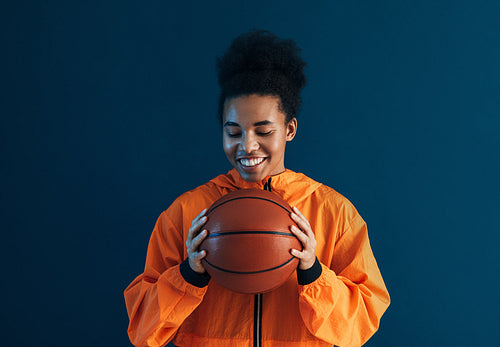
left=2, top=1, right=499, bottom=346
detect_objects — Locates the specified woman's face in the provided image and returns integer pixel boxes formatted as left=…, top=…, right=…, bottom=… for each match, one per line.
left=222, top=94, right=297, bottom=182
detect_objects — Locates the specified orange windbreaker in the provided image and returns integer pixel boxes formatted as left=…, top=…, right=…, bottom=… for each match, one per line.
left=124, top=169, right=390, bottom=347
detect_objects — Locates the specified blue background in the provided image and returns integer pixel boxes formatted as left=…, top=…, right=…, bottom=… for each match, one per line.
left=2, top=1, right=499, bottom=346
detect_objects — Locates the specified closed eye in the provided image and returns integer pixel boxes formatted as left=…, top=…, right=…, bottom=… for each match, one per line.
left=257, top=131, right=273, bottom=136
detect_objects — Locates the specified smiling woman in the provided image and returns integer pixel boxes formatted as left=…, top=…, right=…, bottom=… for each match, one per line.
left=222, top=95, right=297, bottom=182
left=124, top=29, right=390, bottom=347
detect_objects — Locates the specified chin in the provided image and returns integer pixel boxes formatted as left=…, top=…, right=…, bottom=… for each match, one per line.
left=238, top=171, right=264, bottom=183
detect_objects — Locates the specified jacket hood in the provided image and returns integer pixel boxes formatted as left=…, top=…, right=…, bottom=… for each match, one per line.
left=209, top=168, right=323, bottom=207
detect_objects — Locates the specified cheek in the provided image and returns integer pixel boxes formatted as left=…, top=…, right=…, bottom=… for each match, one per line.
left=222, top=137, right=236, bottom=158
left=266, top=135, right=287, bottom=156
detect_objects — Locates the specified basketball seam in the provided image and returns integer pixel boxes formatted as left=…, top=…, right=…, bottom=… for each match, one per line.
left=202, top=256, right=297, bottom=274
left=206, top=196, right=291, bottom=216
left=206, top=230, right=295, bottom=238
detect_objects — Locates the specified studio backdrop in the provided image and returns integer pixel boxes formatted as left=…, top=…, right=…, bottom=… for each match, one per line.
left=1, top=1, right=499, bottom=346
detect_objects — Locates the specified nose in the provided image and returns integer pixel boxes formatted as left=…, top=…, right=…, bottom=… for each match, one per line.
left=239, top=132, right=259, bottom=153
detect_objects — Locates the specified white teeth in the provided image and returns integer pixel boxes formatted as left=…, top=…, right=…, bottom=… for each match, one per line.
left=240, top=158, right=265, bottom=167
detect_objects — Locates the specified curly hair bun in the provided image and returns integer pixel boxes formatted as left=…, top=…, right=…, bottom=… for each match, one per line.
left=216, top=29, right=307, bottom=122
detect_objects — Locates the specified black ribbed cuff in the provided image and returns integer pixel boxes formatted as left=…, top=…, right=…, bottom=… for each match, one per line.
left=180, top=259, right=211, bottom=288
left=297, top=257, right=322, bottom=285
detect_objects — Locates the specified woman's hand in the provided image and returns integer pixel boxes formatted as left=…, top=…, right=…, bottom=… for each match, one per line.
left=186, top=208, right=208, bottom=274
left=290, top=206, right=317, bottom=270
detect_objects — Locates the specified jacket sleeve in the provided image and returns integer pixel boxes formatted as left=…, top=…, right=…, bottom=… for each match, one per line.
left=124, top=210, right=209, bottom=347
left=298, top=213, right=390, bottom=347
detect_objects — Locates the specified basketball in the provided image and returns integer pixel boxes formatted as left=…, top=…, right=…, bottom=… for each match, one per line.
left=199, top=188, right=301, bottom=294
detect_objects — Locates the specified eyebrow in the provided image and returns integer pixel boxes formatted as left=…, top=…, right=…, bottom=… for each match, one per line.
left=223, top=120, right=274, bottom=127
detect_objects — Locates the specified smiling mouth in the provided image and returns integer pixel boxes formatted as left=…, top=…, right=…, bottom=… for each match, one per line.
left=238, top=157, right=266, bottom=167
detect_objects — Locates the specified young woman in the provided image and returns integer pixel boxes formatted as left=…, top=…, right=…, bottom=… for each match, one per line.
left=124, top=30, right=390, bottom=347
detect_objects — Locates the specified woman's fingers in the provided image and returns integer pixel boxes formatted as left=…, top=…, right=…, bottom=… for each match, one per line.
left=192, top=229, right=208, bottom=250
left=191, top=249, right=207, bottom=262
left=190, top=216, right=207, bottom=238
left=290, top=225, right=308, bottom=247
left=190, top=209, right=207, bottom=231
left=290, top=248, right=305, bottom=259
left=291, top=206, right=313, bottom=237
left=186, top=209, right=209, bottom=274
left=290, top=206, right=317, bottom=270
left=187, top=209, right=207, bottom=242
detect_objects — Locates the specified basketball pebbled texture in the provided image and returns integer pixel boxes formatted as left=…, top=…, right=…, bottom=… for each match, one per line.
left=200, top=188, right=302, bottom=294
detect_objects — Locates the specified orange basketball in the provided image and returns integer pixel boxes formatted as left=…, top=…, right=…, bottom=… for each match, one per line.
left=200, top=188, right=301, bottom=294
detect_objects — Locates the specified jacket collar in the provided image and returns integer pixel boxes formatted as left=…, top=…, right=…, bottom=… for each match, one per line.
left=209, top=168, right=323, bottom=206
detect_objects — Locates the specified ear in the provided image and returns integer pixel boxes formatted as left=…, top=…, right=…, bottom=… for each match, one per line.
left=286, top=118, right=298, bottom=141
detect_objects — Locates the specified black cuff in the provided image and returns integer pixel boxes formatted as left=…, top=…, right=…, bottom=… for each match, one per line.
left=180, top=259, right=211, bottom=288
left=297, top=257, right=322, bottom=285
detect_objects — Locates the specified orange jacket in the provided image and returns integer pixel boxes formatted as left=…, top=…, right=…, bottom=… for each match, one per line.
left=124, top=169, right=390, bottom=347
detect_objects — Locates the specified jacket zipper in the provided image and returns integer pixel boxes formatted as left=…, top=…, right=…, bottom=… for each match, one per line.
left=254, top=177, right=271, bottom=347
left=254, top=293, right=262, bottom=347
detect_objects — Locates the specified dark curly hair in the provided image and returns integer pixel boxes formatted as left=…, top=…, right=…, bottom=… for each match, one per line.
left=216, top=29, right=307, bottom=123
